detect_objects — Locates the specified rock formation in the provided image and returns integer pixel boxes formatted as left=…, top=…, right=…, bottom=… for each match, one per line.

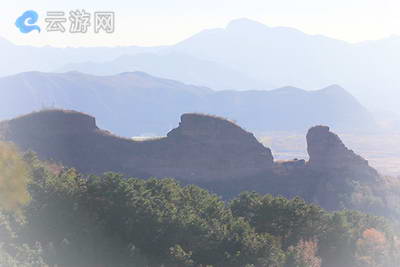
left=306, top=126, right=376, bottom=175
left=1, top=109, right=390, bottom=215
left=1, top=110, right=379, bottom=181
left=0, top=110, right=273, bottom=181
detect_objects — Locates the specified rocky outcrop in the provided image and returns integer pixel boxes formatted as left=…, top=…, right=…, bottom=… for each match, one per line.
left=1, top=110, right=97, bottom=135
left=167, top=113, right=273, bottom=168
left=150, top=113, right=274, bottom=180
left=0, top=111, right=378, bottom=181
left=0, top=110, right=273, bottom=181
left=306, top=126, right=379, bottom=183
left=307, top=126, right=369, bottom=170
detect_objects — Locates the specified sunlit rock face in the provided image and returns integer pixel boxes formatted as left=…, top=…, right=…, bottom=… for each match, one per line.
left=160, top=113, right=274, bottom=180
left=168, top=113, right=274, bottom=167
left=306, top=125, right=379, bottom=185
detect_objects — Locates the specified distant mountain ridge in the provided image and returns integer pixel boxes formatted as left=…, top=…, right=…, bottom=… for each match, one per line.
left=57, top=52, right=273, bottom=91
left=0, top=36, right=163, bottom=77
left=0, top=71, right=375, bottom=136
left=3, top=18, right=400, bottom=112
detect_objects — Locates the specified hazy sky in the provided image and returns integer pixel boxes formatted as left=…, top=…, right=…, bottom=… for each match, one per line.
left=3, top=0, right=400, bottom=47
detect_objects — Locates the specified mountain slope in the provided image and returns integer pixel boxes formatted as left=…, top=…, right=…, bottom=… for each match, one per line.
left=2, top=18, right=400, bottom=112
left=171, top=18, right=354, bottom=92
left=0, top=71, right=211, bottom=135
left=57, top=52, right=273, bottom=91
left=0, top=110, right=273, bottom=181
left=0, top=37, right=163, bottom=77
left=49, top=18, right=400, bottom=112
left=170, top=19, right=400, bottom=111
left=0, top=71, right=375, bottom=136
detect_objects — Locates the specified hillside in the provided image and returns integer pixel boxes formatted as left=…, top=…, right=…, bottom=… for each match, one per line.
left=0, top=71, right=211, bottom=136
left=0, top=36, right=162, bottom=77
left=0, top=71, right=375, bottom=136
left=1, top=109, right=398, bottom=219
left=3, top=152, right=397, bottom=267
left=57, top=52, right=272, bottom=91
left=171, top=18, right=400, bottom=111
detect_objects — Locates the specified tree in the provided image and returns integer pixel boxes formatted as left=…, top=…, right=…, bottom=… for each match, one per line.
left=230, top=192, right=328, bottom=249
left=286, top=239, right=321, bottom=267
left=356, top=228, right=389, bottom=267
left=0, top=142, right=30, bottom=210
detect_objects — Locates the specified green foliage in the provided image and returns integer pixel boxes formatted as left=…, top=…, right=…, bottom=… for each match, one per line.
left=230, top=192, right=328, bottom=249
left=0, top=152, right=399, bottom=266
left=286, top=239, right=321, bottom=267
left=0, top=142, right=30, bottom=210
left=0, top=211, right=47, bottom=267
left=230, top=192, right=400, bottom=267
left=19, top=160, right=286, bottom=267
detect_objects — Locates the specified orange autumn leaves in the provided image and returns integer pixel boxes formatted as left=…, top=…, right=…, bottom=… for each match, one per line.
left=288, top=239, right=322, bottom=267
left=0, top=142, right=30, bottom=210
left=356, top=228, right=399, bottom=267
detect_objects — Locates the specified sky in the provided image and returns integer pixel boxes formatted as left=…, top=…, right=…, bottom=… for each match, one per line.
left=3, top=0, right=400, bottom=47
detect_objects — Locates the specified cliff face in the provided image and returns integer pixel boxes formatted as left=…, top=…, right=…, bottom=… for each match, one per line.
left=147, top=113, right=274, bottom=180
left=0, top=110, right=273, bottom=181
left=1, top=110, right=378, bottom=181
left=306, top=126, right=378, bottom=181
left=307, top=126, right=368, bottom=170
left=167, top=113, right=273, bottom=168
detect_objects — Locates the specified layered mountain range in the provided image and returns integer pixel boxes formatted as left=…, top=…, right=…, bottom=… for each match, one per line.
left=2, top=110, right=398, bottom=219
left=3, top=18, right=400, bottom=112
left=0, top=71, right=374, bottom=136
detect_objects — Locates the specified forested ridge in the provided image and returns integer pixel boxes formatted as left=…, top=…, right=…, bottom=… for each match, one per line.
left=1, top=142, right=399, bottom=267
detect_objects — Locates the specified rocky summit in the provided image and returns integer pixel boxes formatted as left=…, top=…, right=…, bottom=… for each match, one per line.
left=0, top=110, right=273, bottom=181
left=307, top=126, right=367, bottom=170
left=306, top=125, right=378, bottom=180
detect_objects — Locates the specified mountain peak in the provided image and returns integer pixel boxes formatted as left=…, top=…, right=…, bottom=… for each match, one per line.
left=2, top=109, right=98, bottom=138
left=306, top=125, right=373, bottom=173
left=168, top=113, right=249, bottom=140
left=226, top=18, right=269, bottom=31
left=318, top=84, right=351, bottom=97
left=1, top=110, right=274, bottom=181
left=322, top=84, right=345, bottom=92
